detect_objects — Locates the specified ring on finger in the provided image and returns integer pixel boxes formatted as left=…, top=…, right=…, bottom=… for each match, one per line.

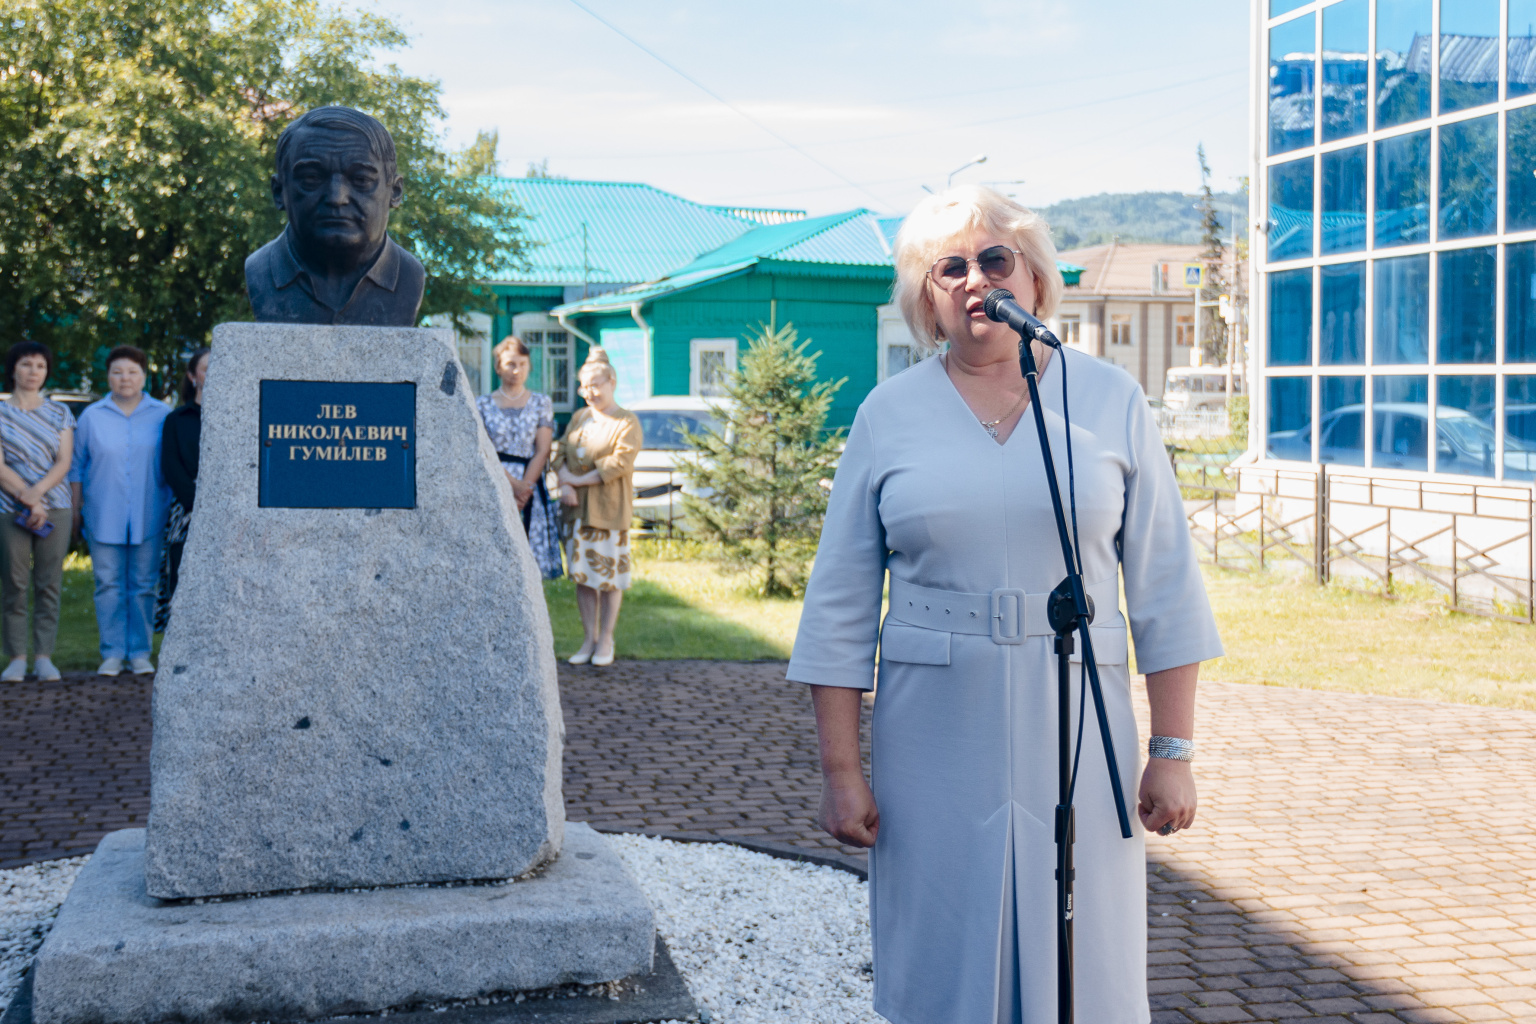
left=1157, top=823, right=1178, bottom=836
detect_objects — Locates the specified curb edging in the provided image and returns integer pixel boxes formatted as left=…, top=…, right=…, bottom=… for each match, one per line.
left=589, top=826, right=868, bottom=880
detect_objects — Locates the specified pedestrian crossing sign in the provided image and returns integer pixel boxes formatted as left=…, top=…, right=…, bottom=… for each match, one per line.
left=1182, top=264, right=1205, bottom=288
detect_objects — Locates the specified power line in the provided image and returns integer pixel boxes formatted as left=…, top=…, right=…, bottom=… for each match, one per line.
left=693, top=81, right=1249, bottom=205
left=512, top=65, right=1245, bottom=164
left=564, top=0, right=891, bottom=208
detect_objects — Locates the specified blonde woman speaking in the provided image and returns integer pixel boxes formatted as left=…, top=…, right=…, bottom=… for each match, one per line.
left=553, top=348, right=641, bottom=667
left=788, top=185, right=1222, bottom=1024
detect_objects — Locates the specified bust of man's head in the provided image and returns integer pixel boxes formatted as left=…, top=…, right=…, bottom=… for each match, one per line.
left=273, top=106, right=403, bottom=268
left=247, top=106, right=425, bottom=326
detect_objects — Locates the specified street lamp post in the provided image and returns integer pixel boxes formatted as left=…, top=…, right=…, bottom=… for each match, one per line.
left=947, top=153, right=988, bottom=187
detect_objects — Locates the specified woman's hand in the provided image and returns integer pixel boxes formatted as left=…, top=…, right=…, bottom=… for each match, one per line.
left=818, top=768, right=879, bottom=848
left=508, top=474, right=533, bottom=505
left=559, top=484, right=579, bottom=507
left=23, top=501, right=48, bottom=532
left=1138, top=758, right=1197, bottom=835
left=18, top=484, right=43, bottom=509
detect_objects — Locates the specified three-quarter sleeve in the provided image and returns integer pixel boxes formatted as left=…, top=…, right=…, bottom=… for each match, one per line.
left=593, top=415, right=641, bottom=483
left=1118, top=389, right=1224, bottom=675
left=786, top=409, right=887, bottom=691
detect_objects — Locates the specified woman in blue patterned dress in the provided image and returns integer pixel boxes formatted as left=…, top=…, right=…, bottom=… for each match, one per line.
left=475, top=336, right=563, bottom=579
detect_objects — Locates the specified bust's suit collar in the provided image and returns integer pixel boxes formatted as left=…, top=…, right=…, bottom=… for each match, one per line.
left=271, top=229, right=402, bottom=295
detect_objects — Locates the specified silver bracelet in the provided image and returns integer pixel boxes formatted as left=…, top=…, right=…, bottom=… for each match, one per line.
left=1148, top=735, right=1194, bottom=762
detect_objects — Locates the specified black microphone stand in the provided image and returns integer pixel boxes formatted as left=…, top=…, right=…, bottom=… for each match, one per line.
left=1014, top=329, right=1135, bottom=1024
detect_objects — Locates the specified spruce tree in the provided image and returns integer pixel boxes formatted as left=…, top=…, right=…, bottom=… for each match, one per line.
left=1195, top=144, right=1229, bottom=365
left=678, top=322, right=845, bottom=598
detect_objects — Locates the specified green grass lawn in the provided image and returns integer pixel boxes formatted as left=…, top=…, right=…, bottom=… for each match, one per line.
left=39, top=545, right=1536, bottom=711
left=543, top=541, right=801, bottom=660
left=1191, top=564, right=1536, bottom=711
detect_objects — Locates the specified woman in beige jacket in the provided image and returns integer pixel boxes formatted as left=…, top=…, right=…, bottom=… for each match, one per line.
left=553, top=349, right=642, bottom=667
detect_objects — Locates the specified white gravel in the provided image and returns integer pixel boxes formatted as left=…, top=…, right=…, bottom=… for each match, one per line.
left=606, top=834, right=879, bottom=1024
left=1, top=856, right=87, bottom=1007
left=0, top=838, right=878, bottom=1024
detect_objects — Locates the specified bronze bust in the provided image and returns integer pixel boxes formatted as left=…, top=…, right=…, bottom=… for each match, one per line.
left=246, top=106, right=425, bottom=326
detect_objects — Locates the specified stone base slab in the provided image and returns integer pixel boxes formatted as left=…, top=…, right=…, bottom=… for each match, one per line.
left=28, top=825, right=654, bottom=1024
left=6, top=938, right=694, bottom=1024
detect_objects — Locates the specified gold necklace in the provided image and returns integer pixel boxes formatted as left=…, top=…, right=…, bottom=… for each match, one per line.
left=980, top=390, right=1028, bottom=439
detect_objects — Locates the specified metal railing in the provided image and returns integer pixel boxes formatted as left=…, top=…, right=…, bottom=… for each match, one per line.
left=1177, top=452, right=1536, bottom=623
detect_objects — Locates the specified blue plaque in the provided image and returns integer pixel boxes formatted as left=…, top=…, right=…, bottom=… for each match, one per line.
left=259, top=381, right=416, bottom=508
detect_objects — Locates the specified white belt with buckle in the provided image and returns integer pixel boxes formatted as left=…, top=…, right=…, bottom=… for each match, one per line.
left=887, top=575, right=1121, bottom=645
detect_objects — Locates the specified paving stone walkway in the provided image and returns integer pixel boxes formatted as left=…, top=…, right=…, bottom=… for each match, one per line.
left=2, top=663, right=1533, bottom=1022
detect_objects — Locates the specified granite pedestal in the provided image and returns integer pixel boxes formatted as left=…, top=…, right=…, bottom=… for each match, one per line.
left=144, top=324, right=564, bottom=899
left=28, top=826, right=657, bottom=1024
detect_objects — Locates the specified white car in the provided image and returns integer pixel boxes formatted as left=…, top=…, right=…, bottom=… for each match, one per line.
left=626, top=395, right=734, bottom=533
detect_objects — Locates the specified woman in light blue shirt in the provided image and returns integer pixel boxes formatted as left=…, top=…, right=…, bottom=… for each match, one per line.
left=69, top=346, right=171, bottom=677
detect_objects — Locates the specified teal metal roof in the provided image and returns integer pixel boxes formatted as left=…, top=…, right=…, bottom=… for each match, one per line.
left=704, top=205, right=807, bottom=226
left=483, top=178, right=762, bottom=286
left=555, top=261, right=761, bottom=312
left=551, top=211, right=895, bottom=316
left=675, top=210, right=892, bottom=273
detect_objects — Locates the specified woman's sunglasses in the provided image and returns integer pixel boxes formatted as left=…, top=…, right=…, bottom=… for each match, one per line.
left=928, top=245, right=1023, bottom=290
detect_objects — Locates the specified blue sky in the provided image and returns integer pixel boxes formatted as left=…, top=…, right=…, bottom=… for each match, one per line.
left=369, top=0, right=1251, bottom=217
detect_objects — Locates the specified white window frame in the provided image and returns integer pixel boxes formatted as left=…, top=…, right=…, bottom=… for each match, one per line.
left=1175, top=313, right=1196, bottom=347
left=1110, top=313, right=1134, bottom=346
left=1056, top=315, right=1082, bottom=349
left=878, top=306, right=920, bottom=381
left=690, top=338, right=738, bottom=397
left=511, top=312, right=575, bottom=412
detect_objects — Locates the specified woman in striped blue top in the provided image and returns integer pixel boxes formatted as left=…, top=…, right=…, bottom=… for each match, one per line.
left=0, top=342, right=75, bottom=682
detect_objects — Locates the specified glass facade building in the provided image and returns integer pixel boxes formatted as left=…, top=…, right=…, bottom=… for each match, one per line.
left=1257, top=0, right=1536, bottom=480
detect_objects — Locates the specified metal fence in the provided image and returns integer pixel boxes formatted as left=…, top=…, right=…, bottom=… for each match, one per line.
left=1175, top=447, right=1536, bottom=624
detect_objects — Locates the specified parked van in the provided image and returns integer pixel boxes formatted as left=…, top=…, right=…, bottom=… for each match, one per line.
left=1163, top=367, right=1245, bottom=412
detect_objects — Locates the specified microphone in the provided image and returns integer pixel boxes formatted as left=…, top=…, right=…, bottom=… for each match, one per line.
left=984, top=289, right=1061, bottom=347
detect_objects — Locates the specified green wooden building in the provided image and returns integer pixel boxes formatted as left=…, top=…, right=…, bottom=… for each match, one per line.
left=475, top=177, right=1081, bottom=430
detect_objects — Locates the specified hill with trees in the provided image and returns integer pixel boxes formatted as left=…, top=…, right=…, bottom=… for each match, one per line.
left=1040, top=190, right=1248, bottom=250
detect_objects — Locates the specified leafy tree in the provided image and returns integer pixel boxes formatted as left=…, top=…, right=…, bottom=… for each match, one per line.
left=524, top=158, right=566, bottom=180
left=456, top=129, right=500, bottom=177
left=0, top=0, right=527, bottom=388
left=678, top=322, right=845, bottom=599
left=1194, top=144, right=1229, bottom=365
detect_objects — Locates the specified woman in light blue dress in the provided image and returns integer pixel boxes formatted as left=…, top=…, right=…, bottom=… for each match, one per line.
left=788, top=185, right=1223, bottom=1024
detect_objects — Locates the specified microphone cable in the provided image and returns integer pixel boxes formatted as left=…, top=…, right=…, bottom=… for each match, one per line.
left=1051, top=341, right=1092, bottom=814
